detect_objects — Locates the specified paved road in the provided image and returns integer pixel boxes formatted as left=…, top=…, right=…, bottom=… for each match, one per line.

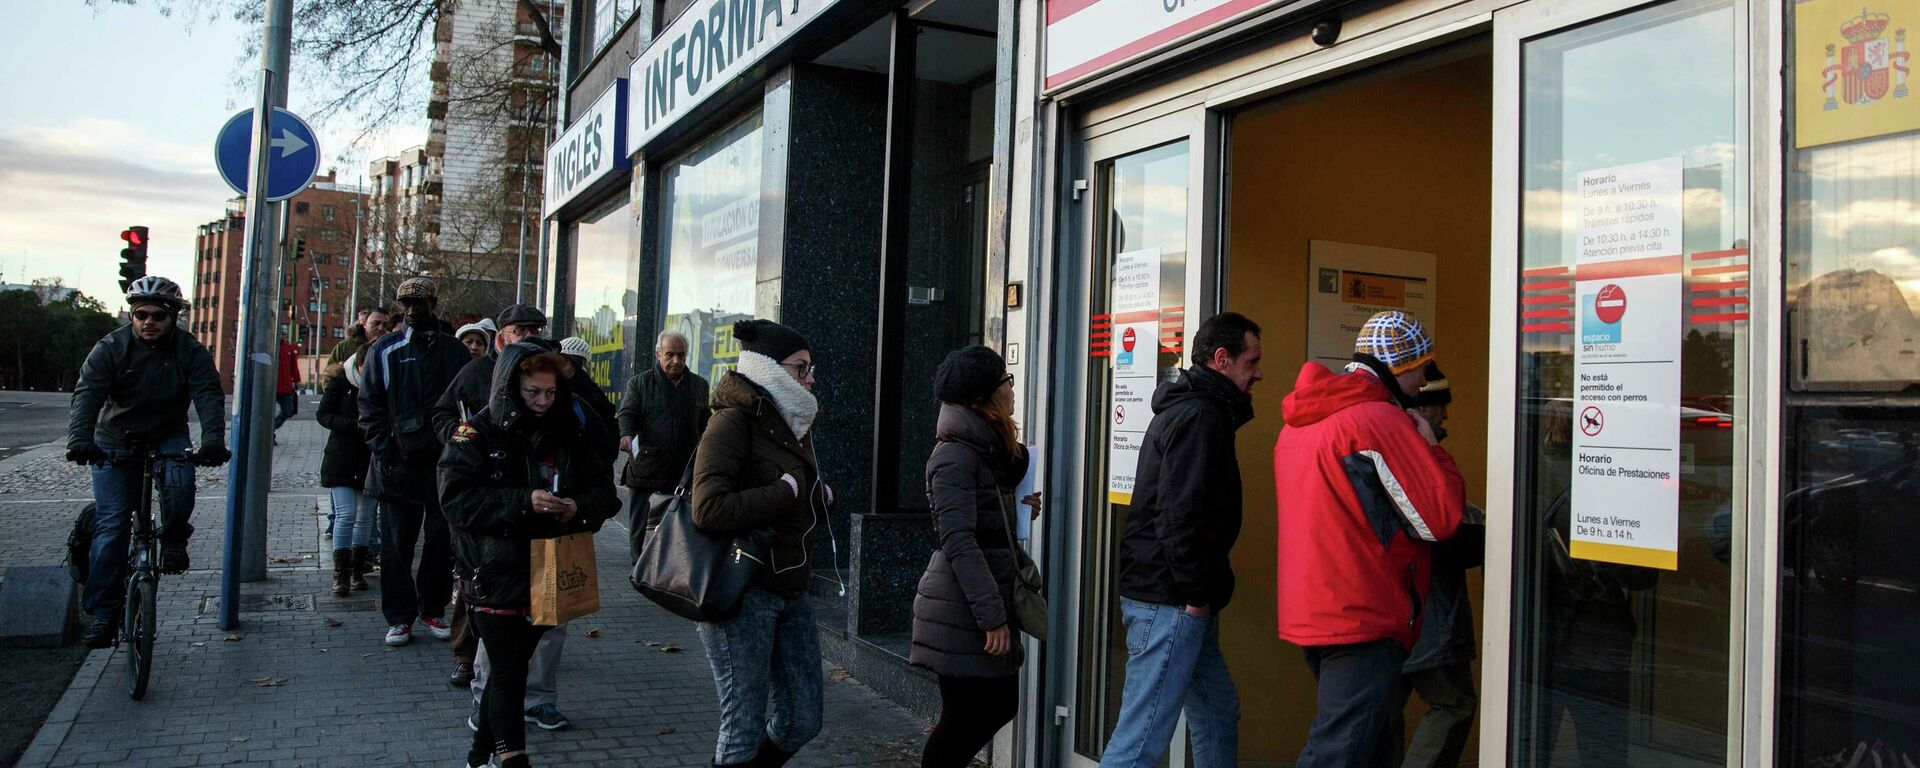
left=0, top=391, right=77, bottom=461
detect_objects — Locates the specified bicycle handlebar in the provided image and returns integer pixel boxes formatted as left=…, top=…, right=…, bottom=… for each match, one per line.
left=96, top=448, right=201, bottom=466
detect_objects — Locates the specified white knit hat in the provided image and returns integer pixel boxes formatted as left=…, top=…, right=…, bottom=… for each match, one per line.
left=559, top=336, right=591, bottom=364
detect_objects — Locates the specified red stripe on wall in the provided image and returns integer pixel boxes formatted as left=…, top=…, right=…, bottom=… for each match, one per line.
left=1521, top=323, right=1574, bottom=334
left=1691, top=312, right=1750, bottom=324
left=1522, top=295, right=1573, bottom=306
left=1523, top=266, right=1572, bottom=277
left=1693, top=264, right=1749, bottom=277
left=1691, top=296, right=1749, bottom=308
left=1525, top=281, right=1572, bottom=293
left=1691, top=248, right=1750, bottom=261
left=1112, top=310, right=1160, bottom=324
left=1522, top=309, right=1573, bottom=319
left=1690, top=279, right=1749, bottom=293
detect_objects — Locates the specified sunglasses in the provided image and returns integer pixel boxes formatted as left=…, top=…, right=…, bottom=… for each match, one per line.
left=131, top=309, right=172, bottom=322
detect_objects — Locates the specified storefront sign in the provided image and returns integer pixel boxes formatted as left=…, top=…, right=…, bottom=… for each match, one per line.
left=1306, top=241, right=1435, bottom=371
left=1108, top=247, right=1160, bottom=505
left=546, top=82, right=629, bottom=216
left=1045, top=0, right=1297, bottom=90
left=1794, top=0, right=1916, bottom=148
left=1570, top=157, right=1684, bottom=571
left=628, top=0, right=838, bottom=152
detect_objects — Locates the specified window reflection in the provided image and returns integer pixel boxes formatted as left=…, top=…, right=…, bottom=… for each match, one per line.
left=568, top=194, right=637, bottom=400
left=660, top=112, right=764, bottom=383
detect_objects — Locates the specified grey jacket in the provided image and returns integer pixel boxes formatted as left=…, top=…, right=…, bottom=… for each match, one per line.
left=1404, top=506, right=1485, bottom=672
left=910, top=404, right=1030, bottom=678
left=617, top=366, right=709, bottom=492
left=68, top=325, right=224, bottom=451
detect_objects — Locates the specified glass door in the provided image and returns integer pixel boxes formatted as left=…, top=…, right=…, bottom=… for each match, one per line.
left=1052, top=108, right=1213, bottom=768
left=1491, top=0, right=1751, bottom=764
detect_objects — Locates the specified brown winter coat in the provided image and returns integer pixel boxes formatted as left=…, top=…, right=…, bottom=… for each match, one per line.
left=690, top=372, right=824, bottom=599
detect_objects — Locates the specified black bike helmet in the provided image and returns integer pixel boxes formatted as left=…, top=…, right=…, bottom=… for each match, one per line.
left=125, top=275, right=188, bottom=312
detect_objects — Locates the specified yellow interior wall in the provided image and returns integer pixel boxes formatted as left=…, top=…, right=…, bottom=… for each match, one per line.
left=1222, top=49, right=1493, bottom=764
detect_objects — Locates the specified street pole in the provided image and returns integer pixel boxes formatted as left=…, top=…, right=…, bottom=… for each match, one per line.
left=347, top=185, right=361, bottom=329
left=220, top=0, right=292, bottom=631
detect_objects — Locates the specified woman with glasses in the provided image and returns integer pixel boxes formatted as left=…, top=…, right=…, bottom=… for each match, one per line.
left=911, top=346, right=1040, bottom=767
left=439, top=343, right=618, bottom=768
left=690, top=319, right=832, bottom=767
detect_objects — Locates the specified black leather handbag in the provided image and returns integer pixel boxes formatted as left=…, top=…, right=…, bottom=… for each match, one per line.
left=629, top=460, right=767, bottom=622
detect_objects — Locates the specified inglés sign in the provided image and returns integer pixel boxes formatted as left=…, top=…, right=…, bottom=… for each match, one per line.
left=1569, top=156, right=1685, bottom=571
left=628, top=0, right=838, bottom=152
left=546, top=82, right=629, bottom=215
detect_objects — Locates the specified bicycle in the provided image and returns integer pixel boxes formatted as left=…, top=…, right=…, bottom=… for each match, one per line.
left=96, top=442, right=199, bottom=700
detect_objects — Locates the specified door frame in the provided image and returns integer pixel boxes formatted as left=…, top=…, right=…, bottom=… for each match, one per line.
left=1046, top=104, right=1216, bottom=768
left=1483, top=0, right=1779, bottom=764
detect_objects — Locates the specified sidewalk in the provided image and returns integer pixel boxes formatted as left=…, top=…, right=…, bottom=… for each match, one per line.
left=3, top=419, right=928, bottom=768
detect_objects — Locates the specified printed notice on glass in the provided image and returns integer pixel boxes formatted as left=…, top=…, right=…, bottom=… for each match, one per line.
left=1108, top=248, right=1160, bottom=505
left=1569, top=157, right=1684, bottom=571
left=1306, top=241, right=1437, bottom=371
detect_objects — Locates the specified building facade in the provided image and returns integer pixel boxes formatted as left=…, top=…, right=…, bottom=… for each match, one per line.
left=541, top=0, right=1920, bottom=763
left=192, top=172, right=368, bottom=393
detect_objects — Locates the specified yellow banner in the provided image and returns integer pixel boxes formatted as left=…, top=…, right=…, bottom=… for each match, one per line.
left=1570, top=539, right=1679, bottom=571
left=1796, top=0, right=1920, bottom=148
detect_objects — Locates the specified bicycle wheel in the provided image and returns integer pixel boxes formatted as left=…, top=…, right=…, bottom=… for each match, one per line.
left=126, top=576, right=156, bottom=700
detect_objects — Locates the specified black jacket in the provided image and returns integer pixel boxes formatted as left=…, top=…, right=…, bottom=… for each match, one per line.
left=358, top=322, right=473, bottom=503
left=439, top=343, right=620, bottom=610
left=910, top=404, right=1030, bottom=678
left=617, top=367, right=710, bottom=492
left=691, top=372, right=825, bottom=599
left=316, top=370, right=370, bottom=490
left=1117, top=365, right=1253, bottom=611
left=433, top=342, right=618, bottom=465
left=68, top=325, right=225, bottom=451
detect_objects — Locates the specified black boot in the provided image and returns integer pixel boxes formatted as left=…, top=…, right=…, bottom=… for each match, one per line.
left=750, top=736, right=796, bottom=768
left=80, top=614, right=117, bottom=649
left=349, top=547, right=370, bottom=590
left=331, top=550, right=352, bottom=596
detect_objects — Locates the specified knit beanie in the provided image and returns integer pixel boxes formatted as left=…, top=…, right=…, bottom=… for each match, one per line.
left=734, top=319, right=810, bottom=362
left=934, top=346, right=1007, bottom=405
left=1412, top=362, right=1451, bottom=407
left=1353, top=310, right=1435, bottom=374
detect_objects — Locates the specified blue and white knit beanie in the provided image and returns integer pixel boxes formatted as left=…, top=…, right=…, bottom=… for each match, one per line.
left=1353, top=310, right=1435, bottom=374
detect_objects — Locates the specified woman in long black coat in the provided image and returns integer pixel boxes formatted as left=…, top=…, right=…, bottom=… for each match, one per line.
left=911, top=346, right=1040, bottom=768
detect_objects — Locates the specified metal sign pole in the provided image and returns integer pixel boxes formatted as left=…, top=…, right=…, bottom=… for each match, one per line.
left=219, top=0, right=293, bottom=631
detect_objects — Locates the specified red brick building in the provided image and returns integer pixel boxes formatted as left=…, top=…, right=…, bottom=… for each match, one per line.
left=190, top=172, right=371, bottom=393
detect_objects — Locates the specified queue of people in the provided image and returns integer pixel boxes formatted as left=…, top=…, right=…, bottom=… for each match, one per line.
left=66, top=267, right=1484, bottom=767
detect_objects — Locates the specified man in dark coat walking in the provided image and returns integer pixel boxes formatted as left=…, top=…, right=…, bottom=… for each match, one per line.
left=616, top=329, right=709, bottom=563
left=1102, top=312, right=1263, bottom=768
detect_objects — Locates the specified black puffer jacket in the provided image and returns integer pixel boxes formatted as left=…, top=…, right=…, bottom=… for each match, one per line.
left=315, top=370, right=369, bottom=490
left=68, top=325, right=225, bottom=451
left=691, top=372, right=825, bottom=599
left=438, top=342, right=620, bottom=610
left=1117, top=364, right=1254, bottom=611
left=910, top=405, right=1030, bottom=677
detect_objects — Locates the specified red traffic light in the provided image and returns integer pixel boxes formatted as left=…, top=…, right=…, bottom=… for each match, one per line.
left=120, top=226, right=148, bottom=247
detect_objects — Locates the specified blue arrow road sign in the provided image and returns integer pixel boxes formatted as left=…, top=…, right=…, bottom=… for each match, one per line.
left=215, top=108, right=321, bottom=202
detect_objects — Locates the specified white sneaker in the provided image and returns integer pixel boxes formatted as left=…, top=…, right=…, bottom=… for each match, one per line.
left=422, top=616, right=452, bottom=640
left=384, top=623, right=412, bottom=646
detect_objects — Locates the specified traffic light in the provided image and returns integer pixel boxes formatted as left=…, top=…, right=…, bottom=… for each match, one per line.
left=117, top=226, right=149, bottom=293
left=292, top=237, right=308, bottom=260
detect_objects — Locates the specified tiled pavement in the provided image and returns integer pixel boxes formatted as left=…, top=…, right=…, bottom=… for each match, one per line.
left=4, top=418, right=926, bottom=767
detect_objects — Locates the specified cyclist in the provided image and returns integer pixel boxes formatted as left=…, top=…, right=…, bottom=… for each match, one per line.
left=66, top=276, right=231, bottom=648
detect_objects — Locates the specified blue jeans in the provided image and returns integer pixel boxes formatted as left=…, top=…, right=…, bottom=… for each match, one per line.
left=697, top=588, right=824, bottom=764
left=1103, top=598, right=1241, bottom=768
left=328, top=486, right=376, bottom=550
left=83, top=434, right=195, bottom=620
left=1297, top=640, right=1408, bottom=768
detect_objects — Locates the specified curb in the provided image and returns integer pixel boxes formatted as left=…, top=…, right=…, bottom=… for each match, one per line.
left=0, top=441, right=63, bottom=477
left=15, top=645, right=113, bottom=768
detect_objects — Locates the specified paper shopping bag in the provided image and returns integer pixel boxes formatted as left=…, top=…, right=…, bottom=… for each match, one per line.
left=530, top=533, right=600, bottom=626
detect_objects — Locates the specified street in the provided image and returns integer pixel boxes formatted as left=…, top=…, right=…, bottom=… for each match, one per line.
left=0, top=416, right=928, bottom=768
left=0, top=392, right=82, bottom=462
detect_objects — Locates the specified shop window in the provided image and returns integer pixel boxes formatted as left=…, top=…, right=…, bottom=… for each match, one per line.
left=1508, top=0, right=1747, bottom=764
left=1778, top=1, right=1920, bottom=763
left=659, top=111, right=765, bottom=383
left=566, top=193, right=638, bottom=400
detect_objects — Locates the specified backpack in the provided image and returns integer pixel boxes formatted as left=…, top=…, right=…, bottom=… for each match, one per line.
left=65, top=503, right=97, bottom=584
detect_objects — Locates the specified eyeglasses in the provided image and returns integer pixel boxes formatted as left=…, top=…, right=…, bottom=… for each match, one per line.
left=131, top=309, right=171, bottom=322
left=1001, top=374, right=1015, bottom=387
left=782, top=361, right=818, bottom=378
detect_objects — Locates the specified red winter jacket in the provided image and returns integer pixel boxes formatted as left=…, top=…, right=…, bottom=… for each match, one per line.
left=277, top=342, right=301, bottom=395
left=1273, top=363, right=1465, bottom=650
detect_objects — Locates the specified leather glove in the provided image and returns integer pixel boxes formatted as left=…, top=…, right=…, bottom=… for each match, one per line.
left=192, top=442, right=232, bottom=467
left=66, top=443, right=106, bottom=465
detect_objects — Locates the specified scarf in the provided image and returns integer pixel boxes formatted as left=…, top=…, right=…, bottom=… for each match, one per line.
left=736, top=351, right=820, bottom=440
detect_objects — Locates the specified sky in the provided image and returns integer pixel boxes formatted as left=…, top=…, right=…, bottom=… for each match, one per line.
left=0, top=3, right=426, bottom=307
